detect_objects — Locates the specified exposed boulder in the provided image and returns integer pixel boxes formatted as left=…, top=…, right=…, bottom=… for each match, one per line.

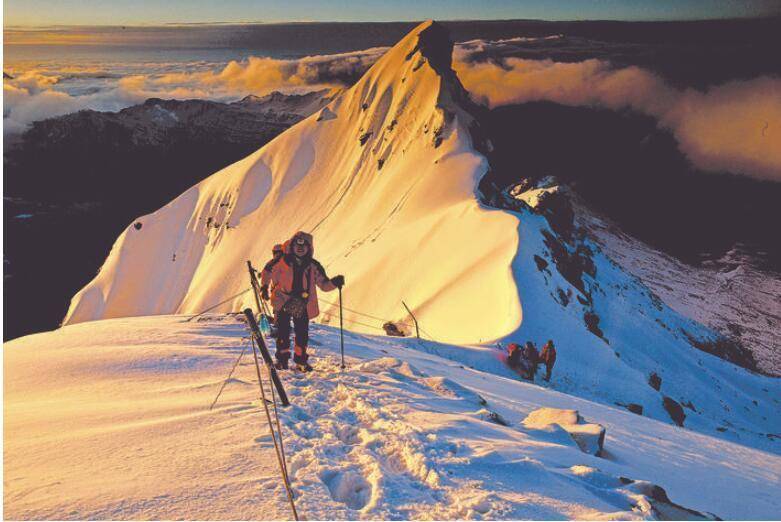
left=616, top=402, right=644, bottom=415
left=533, top=255, right=549, bottom=272
left=566, top=466, right=720, bottom=520
left=523, top=408, right=606, bottom=456
left=625, top=480, right=720, bottom=520
left=584, top=311, right=605, bottom=340
left=648, top=372, right=662, bottom=391
left=476, top=408, right=510, bottom=426
left=663, top=397, right=686, bottom=427
left=382, top=322, right=406, bottom=337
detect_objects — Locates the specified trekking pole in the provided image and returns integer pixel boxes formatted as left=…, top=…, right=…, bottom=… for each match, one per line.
left=339, top=286, right=345, bottom=370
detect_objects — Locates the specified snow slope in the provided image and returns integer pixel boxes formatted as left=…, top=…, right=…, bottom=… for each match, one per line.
left=582, top=208, right=781, bottom=377
left=6, top=314, right=781, bottom=520
left=61, top=21, right=780, bottom=454
left=63, top=20, right=521, bottom=343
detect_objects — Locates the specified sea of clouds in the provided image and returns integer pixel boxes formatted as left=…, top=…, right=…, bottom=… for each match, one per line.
left=4, top=36, right=779, bottom=181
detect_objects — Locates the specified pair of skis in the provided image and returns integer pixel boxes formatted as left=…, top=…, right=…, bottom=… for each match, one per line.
left=246, top=261, right=290, bottom=406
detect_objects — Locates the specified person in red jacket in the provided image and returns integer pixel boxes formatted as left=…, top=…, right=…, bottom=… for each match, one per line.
left=540, top=340, right=557, bottom=381
left=259, top=243, right=285, bottom=299
left=267, top=231, right=344, bottom=372
left=523, top=341, right=539, bottom=380
left=507, top=342, right=523, bottom=370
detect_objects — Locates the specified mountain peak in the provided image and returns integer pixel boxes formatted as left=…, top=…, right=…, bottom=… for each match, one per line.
left=407, top=20, right=455, bottom=77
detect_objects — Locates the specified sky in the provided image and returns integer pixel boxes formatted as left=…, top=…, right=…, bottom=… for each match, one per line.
left=4, top=0, right=780, bottom=26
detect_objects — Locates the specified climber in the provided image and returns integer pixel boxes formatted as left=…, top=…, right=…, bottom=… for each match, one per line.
left=267, top=231, right=344, bottom=372
left=507, top=342, right=523, bottom=370
left=523, top=341, right=539, bottom=380
left=540, top=340, right=557, bottom=382
left=259, top=243, right=285, bottom=300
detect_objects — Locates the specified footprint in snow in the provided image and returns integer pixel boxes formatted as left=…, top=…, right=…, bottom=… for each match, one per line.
left=320, top=469, right=373, bottom=510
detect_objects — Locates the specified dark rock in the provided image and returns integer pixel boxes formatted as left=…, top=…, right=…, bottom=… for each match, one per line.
left=382, top=322, right=406, bottom=337
left=576, top=245, right=596, bottom=277
left=663, top=396, right=686, bottom=426
left=533, top=255, right=549, bottom=272
left=481, top=409, right=510, bottom=426
left=557, top=288, right=570, bottom=306
left=537, top=189, right=575, bottom=239
left=542, top=229, right=586, bottom=294
left=627, top=403, right=643, bottom=415
left=584, top=311, right=605, bottom=339
left=726, top=322, right=743, bottom=336
left=682, top=330, right=759, bottom=373
left=648, top=372, right=662, bottom=391
left=359, top=131, right=372, bottom=145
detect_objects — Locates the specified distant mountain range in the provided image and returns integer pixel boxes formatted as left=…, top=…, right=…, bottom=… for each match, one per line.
left=4, top=89, right=335, bottom=340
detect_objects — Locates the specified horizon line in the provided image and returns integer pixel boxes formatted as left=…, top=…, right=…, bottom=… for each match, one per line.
left=5, top=14, right=779, bottom=30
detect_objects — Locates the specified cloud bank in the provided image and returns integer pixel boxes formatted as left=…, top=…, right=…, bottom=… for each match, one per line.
left=3, top=48, right=386, bottom=134
left=453, top=55, right=781, bottom=182
left=4, top=39, right=780, bottom=181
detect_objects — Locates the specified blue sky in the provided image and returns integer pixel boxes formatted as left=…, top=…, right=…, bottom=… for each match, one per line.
left=4, top=0, right=780, bottom=26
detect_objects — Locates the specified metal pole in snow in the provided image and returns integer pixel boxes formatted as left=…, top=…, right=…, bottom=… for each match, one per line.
left=339, top=286, right=345, bottom=369
left=402, top=300, right=420, bottom=339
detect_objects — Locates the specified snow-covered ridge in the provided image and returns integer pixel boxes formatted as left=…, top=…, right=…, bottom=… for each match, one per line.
left=62, top=21, right=780, bottom=451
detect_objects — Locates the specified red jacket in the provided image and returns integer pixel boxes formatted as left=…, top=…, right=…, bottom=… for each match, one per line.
left=268, top=232, right=336, bottom=319
left=540, top=342, right=557, bottom=365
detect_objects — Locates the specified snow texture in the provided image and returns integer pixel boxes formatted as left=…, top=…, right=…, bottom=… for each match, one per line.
left=5, top=314, right=776, bottom=520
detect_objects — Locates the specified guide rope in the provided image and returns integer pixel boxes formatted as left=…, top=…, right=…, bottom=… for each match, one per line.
left=184, top=272, right=436, bottom=342
left=185, top=287, right=252, bottom=322
left=209, top=338, right=249, bottom=411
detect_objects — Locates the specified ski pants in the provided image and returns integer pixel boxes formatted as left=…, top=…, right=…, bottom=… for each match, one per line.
left=544, top=362, right=554, bottom=381
left=275, top=310, right=310, bottom=364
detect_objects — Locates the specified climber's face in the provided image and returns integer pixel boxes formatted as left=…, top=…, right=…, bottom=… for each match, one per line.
left=293, top=239, right=309, bottom=257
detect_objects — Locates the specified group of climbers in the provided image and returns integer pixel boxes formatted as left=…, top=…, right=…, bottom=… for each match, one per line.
left=257, top=232, right=344, bottom=373
left=507, top=340, right=557, bottom=382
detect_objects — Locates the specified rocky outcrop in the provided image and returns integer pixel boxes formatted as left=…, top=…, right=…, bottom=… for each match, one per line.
left=663, top=397, right=686, bottom=427
left=523, top=408, right=606, bottom=456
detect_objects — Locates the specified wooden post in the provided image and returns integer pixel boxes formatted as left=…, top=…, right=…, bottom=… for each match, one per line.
left=402, top=300, right=420, bottom=339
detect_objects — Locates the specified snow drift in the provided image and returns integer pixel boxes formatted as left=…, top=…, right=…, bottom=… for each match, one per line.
left=63, top=21, right=781, bottom=449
